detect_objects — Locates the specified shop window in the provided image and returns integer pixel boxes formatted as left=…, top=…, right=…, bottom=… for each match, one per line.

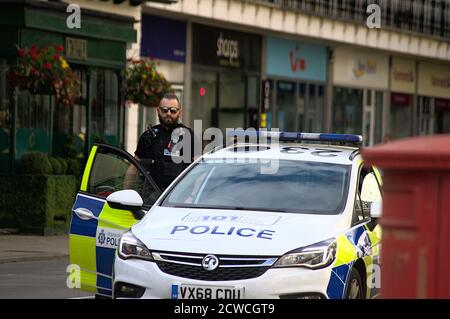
left=52, top=69, right=87, bottom=159
left=90, top=69, right=119, bottom=146
left=247, top=76, right=258, bottom=108
left=298, top=83, right=306, bottom=131
left=417, top=96, right=433, bottom=136
left=0, top=60, right=11, bottom=174
left=15, top=93, right=51, bottom=162
left=317, top=85, right=325, bottom=132
left=332, top=87, right=363, bottom=135
left=219, top=73, right=245, bottom=133
left=191, top=70, right=216, bottom=129
left=434, top=99, right=450, bottom=134
left=246, top=76, right=259, bottom=129
left=276, top=81, right=296, bottom=131
left=374, top=91, right=383, bottom=144
left=390, top=93, right=413, bottom=139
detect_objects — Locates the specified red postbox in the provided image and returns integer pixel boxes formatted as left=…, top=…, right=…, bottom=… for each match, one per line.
left=362, top=135, right=450, bottom=299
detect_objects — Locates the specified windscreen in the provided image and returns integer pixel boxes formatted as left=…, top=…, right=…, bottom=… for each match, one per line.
left=161, top=159, right=351, bottom=215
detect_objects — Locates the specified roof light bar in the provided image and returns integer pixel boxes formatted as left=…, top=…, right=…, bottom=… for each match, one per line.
left=227, top=131, right=362, bottom=145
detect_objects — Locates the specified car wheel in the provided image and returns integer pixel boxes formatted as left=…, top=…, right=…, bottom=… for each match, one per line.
left=345, top=268, right=364, bottom=299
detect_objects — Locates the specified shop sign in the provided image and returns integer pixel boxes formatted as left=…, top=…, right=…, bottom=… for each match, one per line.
left=418, top=62, right=450, bottom=99
left=66, top=37, right=87, bottom=60
left=192, top=24, right=260, bottom=72
left=391, top=93, right=412, bottom=107
left=266, top=37, right=327, bottom=82
left=333, top=47, right=389, bottom=90
left=391, top=57, right=416, bottom=94
left=216, top=33, right=240, bottom=68
left=352, top=59, right=377, bottom=78
left=435, top=98, right=450, bottom=110
left=141, top=15, right=186, bottom=63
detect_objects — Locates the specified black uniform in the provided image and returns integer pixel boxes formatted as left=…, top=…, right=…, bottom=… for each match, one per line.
left=135, top=123, right=194, bottom=190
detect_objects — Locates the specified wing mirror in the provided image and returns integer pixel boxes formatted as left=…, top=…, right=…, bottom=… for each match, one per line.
left=106, top=190, right=145, bottom=220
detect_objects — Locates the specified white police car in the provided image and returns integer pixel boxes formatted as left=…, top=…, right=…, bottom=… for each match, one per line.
left=69, top=132, right=382, bottom=299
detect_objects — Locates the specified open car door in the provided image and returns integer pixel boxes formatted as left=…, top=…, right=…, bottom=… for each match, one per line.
left=69, top=144, right=161, bottom=298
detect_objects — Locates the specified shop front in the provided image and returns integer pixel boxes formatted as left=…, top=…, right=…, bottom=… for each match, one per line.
left=390, top=57, right=416, bottom=139
left=140, top=14, right=186, bottom=133
left=0, top=1, right=136, bottom=174
left=263, top=37, right=327, bottom=132
left=332, top=47, right=389, bottom=146
left=191, top=24, right=261, bottom=133
left=418, top=62, right=450, bottom=135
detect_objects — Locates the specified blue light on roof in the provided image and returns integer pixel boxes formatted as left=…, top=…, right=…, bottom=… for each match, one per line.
left=227, top=130, right=362, bottom=144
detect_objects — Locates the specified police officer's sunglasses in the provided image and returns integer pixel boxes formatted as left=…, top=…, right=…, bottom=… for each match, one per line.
left=159, top=106, right=180, bottom=114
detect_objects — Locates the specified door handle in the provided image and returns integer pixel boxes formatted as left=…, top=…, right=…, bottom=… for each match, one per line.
left=73, top=207, right=129, bottom=230
left=74, top=208, right=95, bottom=221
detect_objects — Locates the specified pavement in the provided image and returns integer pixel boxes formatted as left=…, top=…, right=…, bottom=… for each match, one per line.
left=0, top=234, right=69, bottom=264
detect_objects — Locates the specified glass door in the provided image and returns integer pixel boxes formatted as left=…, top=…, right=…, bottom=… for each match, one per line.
left=332, top=87, right=363, bottom=135
left=191, top=70, right=217, bottom=129
left=362, top=90, right=384, bottom=147
left=417, top=96, right=434, bottom=136
left=297, top=83, right=325, bottom=133
left=218, top=73, right=245, bottom=133
left=434, top=99, right=450, bottom=134
left=276, top=81, right=296, bottom=131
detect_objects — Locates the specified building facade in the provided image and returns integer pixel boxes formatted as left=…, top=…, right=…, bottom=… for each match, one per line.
left=138, top=0, right=450, bottom=149
left=0, top=0, right=141, bottom=175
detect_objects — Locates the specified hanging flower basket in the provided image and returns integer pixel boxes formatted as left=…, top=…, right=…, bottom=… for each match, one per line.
left=124, top=58, right=171, bottom=107
left=7, top=45, right=81, bottom=107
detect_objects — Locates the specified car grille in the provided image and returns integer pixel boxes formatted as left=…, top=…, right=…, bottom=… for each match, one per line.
left=152, top=251, right=278, bottom=281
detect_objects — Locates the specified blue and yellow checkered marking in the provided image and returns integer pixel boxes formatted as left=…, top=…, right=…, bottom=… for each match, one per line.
left=70, top=194, right=104, bottom=237
left=326, top=223, right=380, bottom=299
left=70, top=192, right=139, bottom=297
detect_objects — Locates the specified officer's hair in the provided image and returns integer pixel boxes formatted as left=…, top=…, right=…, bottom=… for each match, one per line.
left=160, top=93, right=181, bottom=108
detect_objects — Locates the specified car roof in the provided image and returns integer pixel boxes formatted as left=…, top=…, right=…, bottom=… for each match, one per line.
left=202, top=142, right=360, bottom=165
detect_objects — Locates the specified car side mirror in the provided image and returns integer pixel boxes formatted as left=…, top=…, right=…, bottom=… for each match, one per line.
left=370, top=201, right=382, bottom=219
left=106, top=190, right=145, bottom=220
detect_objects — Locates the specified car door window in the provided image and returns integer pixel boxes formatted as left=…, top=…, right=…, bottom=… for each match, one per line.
left=353, top=168, right=373, bottom=225
left=88, top=148, right=160, bottom=208
left=353, top=192, right=365, bottom=225
left=361, top=172, right=382, bottom=217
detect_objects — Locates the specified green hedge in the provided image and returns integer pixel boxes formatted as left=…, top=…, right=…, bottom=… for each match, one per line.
left=0, top=175, right=79, bottom=235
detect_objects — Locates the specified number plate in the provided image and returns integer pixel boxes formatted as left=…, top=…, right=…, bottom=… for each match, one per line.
left=171, top=284, right=244, bottom=299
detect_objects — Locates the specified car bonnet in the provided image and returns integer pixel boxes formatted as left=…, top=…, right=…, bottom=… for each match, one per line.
left=131, top=206, right=347, bottom=256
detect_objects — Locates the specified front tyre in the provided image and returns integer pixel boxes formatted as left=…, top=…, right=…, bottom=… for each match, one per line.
left=345, top=268, right=364, bottom=299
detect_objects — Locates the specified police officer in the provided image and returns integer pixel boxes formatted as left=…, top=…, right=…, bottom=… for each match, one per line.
left=135, top=93, right=194, bottom=190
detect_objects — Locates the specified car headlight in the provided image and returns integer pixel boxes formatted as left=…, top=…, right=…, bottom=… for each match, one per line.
left=118, top=231, right=153, bottom=261
left=274, top=239, right=337, bottom=269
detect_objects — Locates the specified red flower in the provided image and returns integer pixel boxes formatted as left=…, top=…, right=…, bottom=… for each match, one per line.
left=55, top=45, right=64, bottom=52
left=43, top=62, right=52, bottom=70
left=30, top=67, right=37, bottom=75
left=29, top=51, right=39, bottom=60
left=53, top=54, right=61, bottom=60
left=18, top=49, right=26, bottom=58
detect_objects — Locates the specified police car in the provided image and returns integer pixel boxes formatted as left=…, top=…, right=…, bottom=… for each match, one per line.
left=69, top=132, right=382, bottom=299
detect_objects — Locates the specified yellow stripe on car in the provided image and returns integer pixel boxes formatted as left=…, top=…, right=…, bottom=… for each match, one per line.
left=80, top=146, right=98, bottom=192
left=334, top=234, right=358, bottom=267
